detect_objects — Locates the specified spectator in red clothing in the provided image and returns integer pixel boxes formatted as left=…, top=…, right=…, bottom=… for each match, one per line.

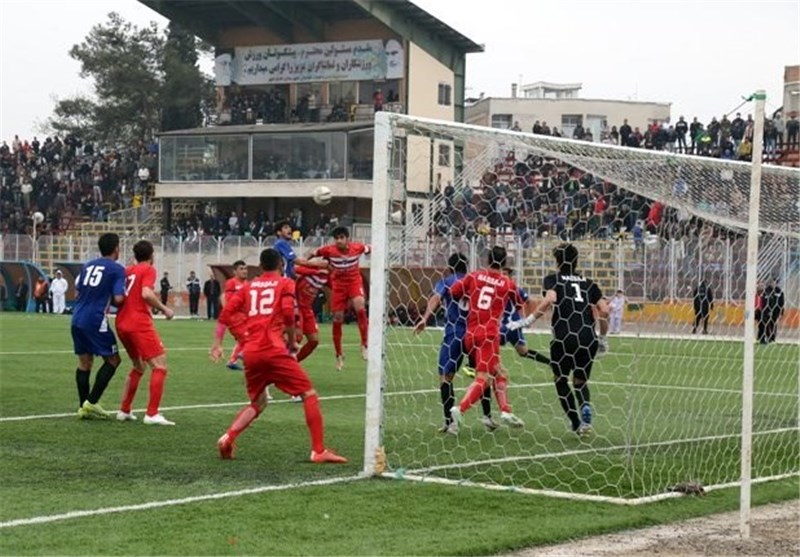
left=646, top=201, right=664, bottom=233
left=373, top=88, right=384, bottom=113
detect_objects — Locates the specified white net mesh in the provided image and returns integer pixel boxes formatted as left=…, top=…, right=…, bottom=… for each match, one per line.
left=370, top=113, right=800, bottom=501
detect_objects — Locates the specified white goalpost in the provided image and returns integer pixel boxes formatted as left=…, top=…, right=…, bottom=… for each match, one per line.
left=364, top=106, right=800, bottom=520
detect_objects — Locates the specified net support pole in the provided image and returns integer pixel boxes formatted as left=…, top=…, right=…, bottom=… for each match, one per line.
left=363, top=111, right=392, bottom=476
left=740, top=89, right=766, bottom=539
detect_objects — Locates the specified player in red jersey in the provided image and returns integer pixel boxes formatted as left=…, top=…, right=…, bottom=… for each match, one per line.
left=294, top=262, right=330, bottom=362
left=310, top=226, right=370, bottom=371
left=212, top=248, right=347, bottom=463
left=448, top=246, right=526, bottom=432
left=115, top=240, right=176, bottom=426
left=208, top=260, right=249, bottom=371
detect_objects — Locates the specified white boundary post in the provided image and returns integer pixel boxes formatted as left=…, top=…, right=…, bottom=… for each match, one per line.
left=740, top=90, right=766, bottom=539
left=363, top=111, right=392, bottom=476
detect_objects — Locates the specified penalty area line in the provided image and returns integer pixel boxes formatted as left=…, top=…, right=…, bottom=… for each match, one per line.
left=0, top=475, right=362, bottom=530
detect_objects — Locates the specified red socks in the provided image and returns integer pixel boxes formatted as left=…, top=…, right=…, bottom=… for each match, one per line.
left=227, top=402, right=262, bottom=441
left=120, top=369, right=143, bottom=413
left=494, top=374, right=511, bottom=413
left=332, top=321, right=343, bottom=357
left=147, top=368, right=167, bottom=417
left=356, top=308, right=369, bottom=347
left=459, top=377, right=487, bottom=413
left=296, top=339, right=318, bottom=362
left=303, top=394, right=325, bottom=453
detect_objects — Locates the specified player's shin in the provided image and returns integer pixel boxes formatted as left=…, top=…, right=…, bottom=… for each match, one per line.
left=459, top=376, right=487, bottom=413
left=574, top=377, right=591, bottom=424
left=87, top=360, right=119, bottom=404
left=493, top=375, right=512, bottom=413
left=356, top=308, right=368, bottom=346
left=302, top=394, right=325, bottom=453
left=554, top=376, right=580, bottom=431
left=440, top=379, right=454, bottom=424
left=75, top=368, right=90, bottom=408
left=480, top=385, right=492, bottom=417
left=227, top=402, right=263, bottom=441
left=120, top=369, right=144, bottom=413
left=296, top=339, right=318, bottom=362
left=332, top=321, right=343, bottom=357
left=146, top=368, right=167, bottom=417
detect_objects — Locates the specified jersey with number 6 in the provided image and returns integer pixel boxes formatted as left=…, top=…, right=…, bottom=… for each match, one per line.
left=543, top=273, right=602, bottom=339
left=219, top=271, right=296, bottom=353
left=116, top=262, right=157, bottom=331
left=450, top=269, right=522, bottom=339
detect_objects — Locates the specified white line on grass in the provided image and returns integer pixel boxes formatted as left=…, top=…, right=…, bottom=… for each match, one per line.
left=0, top=475, right=362, bottom=530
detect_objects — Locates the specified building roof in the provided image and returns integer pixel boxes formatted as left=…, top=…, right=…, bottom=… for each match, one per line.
left=521, top=81, right=583, bottom=92
left=138, top=0, right=483, bottom=53
left=467, top=96, right=672, bottom=108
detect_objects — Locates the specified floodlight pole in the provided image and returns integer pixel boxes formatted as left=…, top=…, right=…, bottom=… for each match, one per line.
left=740, top=89, right=765, bottom=539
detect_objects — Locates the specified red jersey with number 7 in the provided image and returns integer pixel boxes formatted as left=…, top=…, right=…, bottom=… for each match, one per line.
left=219, top=271, right=296, bottom=353
left=312, top=242, right=369, bottom=287
left=116, top=262, right=157, bottom=331
left=449, top=269, right=522, bottom=339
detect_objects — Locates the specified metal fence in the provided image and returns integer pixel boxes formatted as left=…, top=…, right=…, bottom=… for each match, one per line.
left=1, top=233, right=797, bottom=307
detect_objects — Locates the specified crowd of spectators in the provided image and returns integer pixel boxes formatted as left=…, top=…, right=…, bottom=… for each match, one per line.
left=169, top=203, right=343, bottom=243
left=527, top=112, right=800, bottom=162
left=431, top=151, right=744, bottom=248
left=0, top=134, right=158, bottom=236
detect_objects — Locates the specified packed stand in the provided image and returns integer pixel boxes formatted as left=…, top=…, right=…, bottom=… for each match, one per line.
left=0, top=135, right=157, bottom=235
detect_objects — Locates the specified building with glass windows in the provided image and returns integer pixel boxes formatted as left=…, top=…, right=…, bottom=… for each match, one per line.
left=139, top=0, right=483, bottom=230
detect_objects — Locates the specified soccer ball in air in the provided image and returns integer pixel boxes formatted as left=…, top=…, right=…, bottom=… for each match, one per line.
left=312, top=186, right=333, bottom=206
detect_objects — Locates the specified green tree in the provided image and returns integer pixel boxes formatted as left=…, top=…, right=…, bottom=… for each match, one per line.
left=160, top=22, right=203, bottom=131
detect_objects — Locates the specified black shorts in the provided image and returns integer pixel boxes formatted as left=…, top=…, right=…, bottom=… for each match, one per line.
left=550, top=333, right=598, bottom=380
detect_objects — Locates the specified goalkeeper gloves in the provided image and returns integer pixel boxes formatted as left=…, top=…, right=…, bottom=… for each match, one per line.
left=507, top=315, right=535, bottom=331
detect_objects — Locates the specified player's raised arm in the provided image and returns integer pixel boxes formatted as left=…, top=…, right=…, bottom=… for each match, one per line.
left=507, top=289, right=555, bottom=331
left=414, top=292, right=442, bottom=334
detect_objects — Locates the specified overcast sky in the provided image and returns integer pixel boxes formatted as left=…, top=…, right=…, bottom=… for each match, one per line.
left=1, top=0, right=798, bottom=142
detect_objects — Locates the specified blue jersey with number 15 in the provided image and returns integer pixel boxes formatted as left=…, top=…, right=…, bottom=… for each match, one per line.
left=71, top=257, right=126, bottom=331
left=434, top=273, right=467, bottom=337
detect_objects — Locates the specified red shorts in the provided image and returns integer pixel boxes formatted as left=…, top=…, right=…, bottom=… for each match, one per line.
left=330, top=282, right=365, bottom=312
left=465, top=333, right=500, bottom=374
left=117, top=327, right=165, bottom=361
left=298, top=306, right=319, bottom=336
left=243, top=350, right=313, bottom=400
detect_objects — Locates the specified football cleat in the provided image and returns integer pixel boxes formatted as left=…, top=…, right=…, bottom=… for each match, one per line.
left=481, top=415, right=500, bottom=431
left=290, top=395, right=303, bottom=403
left=437, top=422, right=451, bottom=434
left=116, top=411, right=137, bottom=422
left=310, top=449, right=348, bottom=464
left=143, top=413, right=175, bottom=426
left=461, top=365, right=476, bottom=379
left=81, top=400, right=110, bottom=420
left=500, top=411, right=525, bottom=428
left=217, top=433, right=236, bottom=459
left=226, top=362, right=242, bottom=371
left=265, top=388, right=274, bottom=401
left=445, top=421, right=459, bottom=436
left=335, top=354, right=345, bottom=372
left=576, top=423, right=594, bottom=436
left=361, top=345, right=368, bottom=361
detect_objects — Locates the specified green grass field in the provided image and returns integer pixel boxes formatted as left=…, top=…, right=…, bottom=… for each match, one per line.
left=0, top=313, right=797, bottom=556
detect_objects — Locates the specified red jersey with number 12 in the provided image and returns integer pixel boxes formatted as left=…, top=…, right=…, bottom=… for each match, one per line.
left=116, top=263, right=157, bottom=331
left=313, top=242, right=369, bottom=287
left=294, top=265, right=329, bottom=309
left=450, top=269, right=522, bottom=338
left=219, top=271, right=295, bottom=353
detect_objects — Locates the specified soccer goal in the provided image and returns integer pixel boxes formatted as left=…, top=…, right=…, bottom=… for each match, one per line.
left=363, top=108, right=800, bottom=513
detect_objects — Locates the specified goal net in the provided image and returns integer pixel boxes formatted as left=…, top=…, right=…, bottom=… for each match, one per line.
left=364, top=112, right=800, bottom=503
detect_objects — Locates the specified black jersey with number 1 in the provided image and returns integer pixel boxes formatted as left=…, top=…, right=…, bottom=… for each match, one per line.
left=543, top=273, right=603, bottom=340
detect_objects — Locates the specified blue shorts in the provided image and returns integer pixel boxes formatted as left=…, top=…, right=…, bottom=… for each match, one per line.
left=438, top=333, right=467, bottom=376
left=71, top=325, right=119, bottom=357
left=500, top=324, right=526, bottom=347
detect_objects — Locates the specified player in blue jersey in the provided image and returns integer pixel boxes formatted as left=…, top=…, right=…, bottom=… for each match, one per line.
left=273, top=220, right=325, bottom=279
left=71, top=233, right=127, bottom=419
left=415, top=253, right=497, bottom=434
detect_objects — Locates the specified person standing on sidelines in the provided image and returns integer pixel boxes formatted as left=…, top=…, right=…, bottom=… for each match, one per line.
left=51, top=270, right=69, bottom=314
left=159, top=272, right=172, bottom=310
left=72, top=233, right=126, bottom=419
left=186, top=271, right=201, bottom=317
left=608, top=289, right=626, bottom=334
left=115, top=240, right=176, bottom=425
left=212, top=248, right=347, bottom=463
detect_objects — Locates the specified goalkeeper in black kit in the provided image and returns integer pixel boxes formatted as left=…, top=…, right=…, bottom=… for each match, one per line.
left=510, top=243, right=609, bottom=435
